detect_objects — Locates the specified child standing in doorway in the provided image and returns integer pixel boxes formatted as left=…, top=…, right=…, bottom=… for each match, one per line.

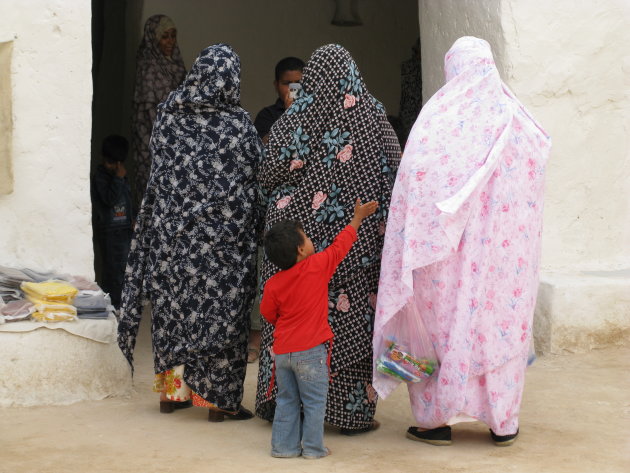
left=260, top=199, right=378, bottom=459
left=91, top=135, right=135, bottom=308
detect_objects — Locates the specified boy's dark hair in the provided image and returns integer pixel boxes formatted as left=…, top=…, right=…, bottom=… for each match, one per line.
left=102, top=135, right=129, bottom=163
left=274, top=57, right=305, bottom=81
left=264, top=220, right=305, bottom=270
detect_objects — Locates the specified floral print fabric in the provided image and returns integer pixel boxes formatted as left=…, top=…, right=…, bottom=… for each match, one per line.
left=154, top=366, right=217, bottom=408
left=131, top=14, right=186, bottom=208
left=373, top=37, right=551, bottom=435
left=255, top=44, right=401, bottom=430
left=118, top=44, right=262, bottom=412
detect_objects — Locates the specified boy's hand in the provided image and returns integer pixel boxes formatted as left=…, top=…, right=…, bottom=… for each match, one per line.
left=354, top=199, right=378, bottom=219
left=115, top=161, right=127, bottom=178
left=349, top=199, right=378, bottom=231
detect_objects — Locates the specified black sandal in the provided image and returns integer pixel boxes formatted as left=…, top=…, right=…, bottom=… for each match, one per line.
left=406, top=426, right=452, bottom=446
left=490, top=428, right=519, bottom=446
left=159, top=399, right=193, bottom=414
left=208, top=406, right=254, bottom=422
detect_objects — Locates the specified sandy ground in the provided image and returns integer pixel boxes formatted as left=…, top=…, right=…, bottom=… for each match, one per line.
left=2, top=317, right=629, bottom=473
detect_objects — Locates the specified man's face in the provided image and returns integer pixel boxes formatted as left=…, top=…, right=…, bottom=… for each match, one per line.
left=274, top=70, right=303, bottom=101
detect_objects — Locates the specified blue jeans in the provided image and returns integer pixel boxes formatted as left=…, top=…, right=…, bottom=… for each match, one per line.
left=271, top=344, right=329, bottom=458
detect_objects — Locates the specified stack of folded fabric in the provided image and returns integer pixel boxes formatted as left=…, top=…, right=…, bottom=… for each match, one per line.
left=0, top=265, right=34, bottom=303
left=20, top=268, right=60, bottom=283
left=21, top=280, right=79, bottom=322
left=74, top=290, right=113, bottom=319
left=0, top=299, right=35, bottom=323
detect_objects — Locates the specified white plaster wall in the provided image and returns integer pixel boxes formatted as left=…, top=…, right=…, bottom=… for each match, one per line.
left=501, top=0, right=630, bottom=271
left=0, top=329, right=132, bottom=407
left=420, top=0, right=630, bottom=272
left=135, top=0, right=420, bottom=117
left=0, top=0, right=94, bottom=277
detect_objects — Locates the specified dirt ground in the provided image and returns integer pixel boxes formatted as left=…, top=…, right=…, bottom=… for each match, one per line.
left=2, top=319, right=629, bottom=473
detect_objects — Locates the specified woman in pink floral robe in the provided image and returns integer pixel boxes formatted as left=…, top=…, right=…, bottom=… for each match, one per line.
left=373, top=37, right=551, bottom=444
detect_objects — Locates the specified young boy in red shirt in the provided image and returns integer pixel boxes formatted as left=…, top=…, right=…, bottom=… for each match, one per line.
left=260, top=199, right=378, bottom=459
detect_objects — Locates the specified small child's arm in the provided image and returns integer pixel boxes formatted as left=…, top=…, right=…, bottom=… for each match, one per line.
left=320, top=199, right=379, bottom=277
left=259, top=285, right=279, bottom=326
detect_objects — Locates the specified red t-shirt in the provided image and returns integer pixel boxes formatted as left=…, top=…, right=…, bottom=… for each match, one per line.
left=260, top=225, right=357, bottom=355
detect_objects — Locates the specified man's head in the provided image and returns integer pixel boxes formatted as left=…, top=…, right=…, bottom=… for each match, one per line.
left=264, top=220, right=315, bottom=270
left=274, top=57, right=305, bottom=101
left=102, top=135, right=129, bottom=173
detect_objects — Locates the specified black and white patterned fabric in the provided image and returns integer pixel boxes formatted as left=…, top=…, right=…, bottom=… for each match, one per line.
left=118, top=44, right=263, bottom=411
left=255, top=44, right=401, bottom=430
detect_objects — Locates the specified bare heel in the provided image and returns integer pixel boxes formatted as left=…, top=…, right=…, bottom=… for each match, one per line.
left=208, top=409, right=225, bottom=422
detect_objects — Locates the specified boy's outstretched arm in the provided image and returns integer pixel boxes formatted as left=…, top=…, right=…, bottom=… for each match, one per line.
left=349, top=199, right=379, bottom=232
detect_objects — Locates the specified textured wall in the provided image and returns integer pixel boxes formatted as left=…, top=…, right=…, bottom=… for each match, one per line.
left=419, top=0, right=630, bottom=272
left=0, top=41, right=13, bottom=195
left=0, top=0, right=93, bottom=276
left=0, top=329, right=132, bottom=407
left=419, top=0, right=505, bottom=100
left=502, top=0, right=630, bottom=271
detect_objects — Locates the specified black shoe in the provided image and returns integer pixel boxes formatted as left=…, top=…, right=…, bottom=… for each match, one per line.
left=340, top=420, right=381, bottom=436
left=208, top=406, right=254, bottom=422
left=490, top=428, right=519, bottom=446
left=159, top=399, right=193, bottom=414
left=406, top=426, right=452, bottom=446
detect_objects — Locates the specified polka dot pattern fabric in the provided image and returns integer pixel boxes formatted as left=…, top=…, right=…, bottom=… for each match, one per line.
left=255, top=44, right=401, bottom=430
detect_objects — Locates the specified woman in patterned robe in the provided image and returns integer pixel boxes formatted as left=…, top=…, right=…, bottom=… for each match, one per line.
left=131, top=14, right=186, bottom=209
left=373, top=37, right=551, bottom=445
left=255, top=44, right=401, bottom=433
left=118, top=44, right=262, bottom=420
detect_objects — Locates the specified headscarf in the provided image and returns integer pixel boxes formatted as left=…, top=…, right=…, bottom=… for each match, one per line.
left=373, top=37, right=551, bottom=397
left=154, top=16, right=175, bottom=42
left=118, top=44, right=262, bottom=369
left=133, top=14, right=186, bottom=105
left=260, top=44, right=400, bottom=287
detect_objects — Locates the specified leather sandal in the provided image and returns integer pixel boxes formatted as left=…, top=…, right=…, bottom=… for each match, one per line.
left=159, top=399, right=192, bottom=414
left=208, top=406, right=254, bottom=422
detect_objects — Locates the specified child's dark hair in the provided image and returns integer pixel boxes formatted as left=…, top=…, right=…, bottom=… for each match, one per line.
left=264, top=220, right=305, bottom=270
left=102, top=135, right=129, bottom=163
left=274, top=57, right=305, bottom=81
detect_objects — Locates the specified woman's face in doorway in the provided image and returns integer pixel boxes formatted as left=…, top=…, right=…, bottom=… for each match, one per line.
left=158, top=28, right=177, bottom=57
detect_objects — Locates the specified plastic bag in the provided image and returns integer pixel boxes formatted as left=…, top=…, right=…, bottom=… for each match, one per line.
left=31, top=302, right=77, bottom=322
left=0, top=299, right=35, bottom=321
left=375, top=301, right=438, bottom=384
left=376, top=341, right=437, bottom=382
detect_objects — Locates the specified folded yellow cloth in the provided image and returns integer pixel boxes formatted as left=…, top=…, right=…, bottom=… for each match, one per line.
left=21, top=280, right=78, bottom=304
left=31, top=301, right=77, bottom=322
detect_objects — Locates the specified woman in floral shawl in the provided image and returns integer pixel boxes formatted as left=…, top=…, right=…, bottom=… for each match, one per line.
left=131, top=14, right=186, bottom=209
left=373, top=37, right=551, bottom=446
left=118, top=44, right=262, bottom=421
left=255, top=44, right=401, bottom=434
